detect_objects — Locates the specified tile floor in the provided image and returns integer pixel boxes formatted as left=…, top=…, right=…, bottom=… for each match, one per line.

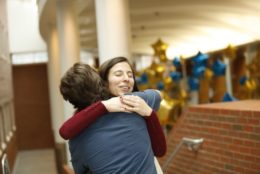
left=13, top=149, right=57, bottom=174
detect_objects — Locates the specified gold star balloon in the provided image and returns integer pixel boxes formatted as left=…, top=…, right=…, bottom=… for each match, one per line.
left=163, top=76, right=173, bottom=91
left=151, top=39, right=169, bottom=62
left=178, top=89, right=188, bottom=107
left=245, top=79, right=257, bottom=92
left=224, top=44, right=237, bottom=61
left=204, top=68, right=213, bottom=80
left=157, top=92, right=181, bottom=125
left=149, top=61, right=165, bottom=79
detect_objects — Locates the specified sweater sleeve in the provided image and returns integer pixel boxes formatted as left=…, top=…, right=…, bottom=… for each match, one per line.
left=145, top=110, right=167, bottom=157
left=59, top=101, right=108, bottom=140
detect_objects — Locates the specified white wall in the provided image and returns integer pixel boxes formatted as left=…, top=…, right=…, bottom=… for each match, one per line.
left=7, top=0, right=46, bottom=53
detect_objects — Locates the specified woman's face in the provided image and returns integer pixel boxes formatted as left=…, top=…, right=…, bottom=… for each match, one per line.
left=107, top=62, right=134, bottom=96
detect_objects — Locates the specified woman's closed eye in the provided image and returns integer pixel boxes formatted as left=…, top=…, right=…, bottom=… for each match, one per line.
left=114, top=71, right=133, bottom=78
left=114, top=71, right=123, bottom=77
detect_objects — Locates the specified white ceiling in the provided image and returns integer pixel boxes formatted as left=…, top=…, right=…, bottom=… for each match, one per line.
left=77, top=0, right=260, bottom=58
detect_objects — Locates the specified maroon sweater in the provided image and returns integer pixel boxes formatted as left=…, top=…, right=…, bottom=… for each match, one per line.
left=59, top=101, right=167, bottom=157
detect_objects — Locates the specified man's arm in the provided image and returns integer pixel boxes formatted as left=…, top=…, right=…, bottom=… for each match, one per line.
left=122, top=89, right=166, bottom=157
left=133, top=89, right=162, bottom=110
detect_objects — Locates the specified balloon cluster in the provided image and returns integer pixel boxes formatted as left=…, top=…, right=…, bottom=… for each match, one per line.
left=187, top=51, right=213, bottom=92
left=136, top=39, right=186, bottom=125
left=136, top=40, right=260, bottom=125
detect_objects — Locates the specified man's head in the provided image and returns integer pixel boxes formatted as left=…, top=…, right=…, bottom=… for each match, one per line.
left=60, top=63, right=110, bottom=110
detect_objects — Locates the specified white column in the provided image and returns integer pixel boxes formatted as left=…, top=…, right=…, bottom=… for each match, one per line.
left=46, top=0, right=80, bottom=141
left=181, top=58, right=188, bottom=91
left=224, top=57, right=232, bottom=95
left=56, top=0, right=80, bottom=74
left=56, top=0, right=80, bottom=120
left=189, top=91, right=199, bottom=105
left=95, top=0, right=132, bottom=64
left=46, top=24, right=64, bottom=143
left=55, top=1, right=80, bottom=165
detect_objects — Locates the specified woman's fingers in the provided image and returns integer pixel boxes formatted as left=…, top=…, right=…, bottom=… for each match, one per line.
left=122, top=104, right=140, bottom=114
left=103, top=97, right=132, bottom=113
left=121, top=95, right=152, bottom=116
left=121, top=95, right=139, bottom=107
left=121, top=96, right=144, bottom=113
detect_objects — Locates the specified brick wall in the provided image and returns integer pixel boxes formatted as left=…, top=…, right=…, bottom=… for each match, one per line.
left=159, top=100, right=260, bottom=174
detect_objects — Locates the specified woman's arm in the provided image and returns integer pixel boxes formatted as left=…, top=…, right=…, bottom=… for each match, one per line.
left=59, top=95, right=166, bottom=156
left=59, top=97, right=128, bottom=139
left=145, top=111, right=167, bottom=157
left=59, top=101, right=108, bottom=140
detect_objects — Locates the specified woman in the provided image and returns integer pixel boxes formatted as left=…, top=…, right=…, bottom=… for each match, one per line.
left=59, top=57, right=166, bottom=156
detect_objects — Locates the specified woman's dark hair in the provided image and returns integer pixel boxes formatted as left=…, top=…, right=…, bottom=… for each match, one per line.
left=60, top=63, right=111, bottom=111
left=99, top=57, right=139, bottom=92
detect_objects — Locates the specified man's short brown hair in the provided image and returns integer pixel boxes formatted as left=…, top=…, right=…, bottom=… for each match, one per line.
left=60, top=63, right=111, bottom=111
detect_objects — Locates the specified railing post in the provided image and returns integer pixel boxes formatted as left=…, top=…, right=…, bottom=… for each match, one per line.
left=162, top=137, right=204, bottom=172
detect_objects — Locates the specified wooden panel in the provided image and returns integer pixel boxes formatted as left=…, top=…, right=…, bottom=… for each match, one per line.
left=5, top=134, right=18, bottom=173
left=13, top=64, right=54, bottom=150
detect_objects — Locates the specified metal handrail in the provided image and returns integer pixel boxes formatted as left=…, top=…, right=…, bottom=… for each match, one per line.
left=1, top=153, right=10, bottom=174
left=162, top=137, right=204, bottom=172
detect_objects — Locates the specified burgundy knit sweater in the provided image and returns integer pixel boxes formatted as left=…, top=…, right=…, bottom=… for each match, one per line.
left=59, top=101, right=166, bottom=157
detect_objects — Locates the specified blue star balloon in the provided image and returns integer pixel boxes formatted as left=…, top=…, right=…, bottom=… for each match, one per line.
left=156, top=82, right=164, bottom=90
left=170, top=71, right=181, bottom=81
left=173, top=57, right=181, bottom=68
left=212, top=59, right=226, bottom=76
left=188, top=77, right=199, bottom=91
left=239, top=76, right=248, bottom=85
left=222, top=92, right=237, bottom=102
left=192, top=51, right=209, bottom=66
left=140, top=73, right=148, bottom=84
left=192, top=65, right=206, bottom=78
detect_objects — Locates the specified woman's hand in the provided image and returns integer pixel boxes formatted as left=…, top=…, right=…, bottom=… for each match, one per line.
left=101, top=97, right=131, bottom=113
left=120, top=95, right=152, bottom=117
